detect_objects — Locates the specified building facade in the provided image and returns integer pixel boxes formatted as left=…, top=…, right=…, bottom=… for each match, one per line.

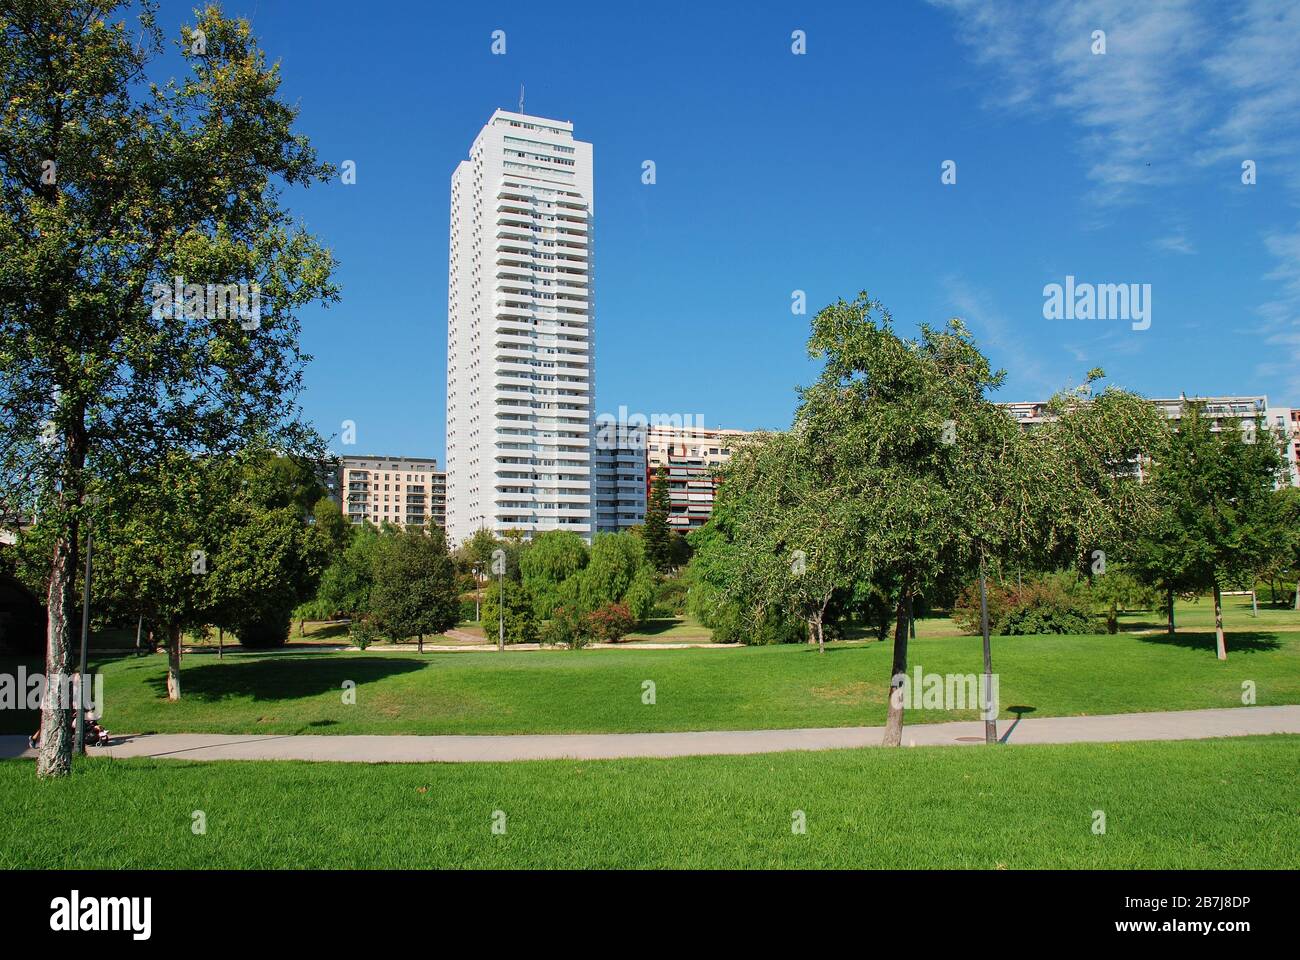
left=594, top=425, right=647, bottom=533
left=338, top=456, right=445, bottom=528
left=645, top=425, right=750, bottom=532
left=1001, top=395, right=1300, bottom=487
left=446, top=109, right=595, bottom=545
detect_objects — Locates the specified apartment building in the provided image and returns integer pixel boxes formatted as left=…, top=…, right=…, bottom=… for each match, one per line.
left=446, top=109, right=595, bottom=545
left=1001, top=394, right=1300, bottom=486
left=594, top=425, right=648, bottom=533
left=338, top=455, right=446, bottom=528
left=645, top=425, right=751, bottom=531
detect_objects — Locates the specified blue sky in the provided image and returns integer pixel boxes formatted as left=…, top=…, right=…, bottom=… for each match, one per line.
left=160, top=0, right=1300, bottom=461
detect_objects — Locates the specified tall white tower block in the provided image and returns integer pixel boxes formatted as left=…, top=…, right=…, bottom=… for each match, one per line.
left=446, top=110, right=595, bottom=545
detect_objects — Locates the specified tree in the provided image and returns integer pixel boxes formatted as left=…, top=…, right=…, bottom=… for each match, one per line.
left=1252, top=485, right=1300, bottom=609
left=643, top=467, right=672, bottom=572
left=312, top=496, right=351, bottom=560
left=518, top=530, right=588, bottom=619
left=93, top=453, right=236, bottom=700
left=209, top=452, right=330, bottom=651
left=1086, top=564, right=1158, bottom=634
left=696, top=429, right=865, bottom=653
left=561, top=531, right=652, bottom=616
left=1134, top=405, right=1285, bottom=659
left=211, top=505, right=328, bottom=650
left=315, top=522, right=385, bottom=617
left=458, top=527, right=500, bottom=576
left=481, top=578, right=537, bottom=645
left=369, top=525, right=458, bottom=653
left=1, top=2, right=337, bottom=778
left=799, top=295, right=1019, bottom=743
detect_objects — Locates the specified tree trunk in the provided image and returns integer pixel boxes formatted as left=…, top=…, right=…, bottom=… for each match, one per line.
left=1293, top=580, right=1299, bottom=611
left=36, top=511, right=80, bottom=779
left=1166, top=589, right=1175, bottom=635
left=882, top=591, right=911, bottom=746
left=218, top=627, right=223, bottom=660
left=1107, top=599, right=1118, bottom=635
left=1213, top=583, right=1227, bottom=661
left=135, top=615, right=143, bottom=653
left=418, top=633, right=424, bottom=654
left=166, top=625, right=182, bottom=700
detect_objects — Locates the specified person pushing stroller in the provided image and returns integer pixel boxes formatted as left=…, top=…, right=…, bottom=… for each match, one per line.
left=29, top=709, right=110, bottom=750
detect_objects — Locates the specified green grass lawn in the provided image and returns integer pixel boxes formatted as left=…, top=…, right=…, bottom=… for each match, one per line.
left=3, top=620, right=1296, bottom=736
left=2, top=736, right=1294, bottom=869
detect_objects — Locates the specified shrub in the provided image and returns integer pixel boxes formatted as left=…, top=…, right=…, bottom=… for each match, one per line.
left=654, top=577, right=689, bottom=617
left=954, top=576, right=1094, bottom=636
left=349, top=617, right=378, bottom=650
left=586, top=602, right=636, bottom=643
left=457, top=598, right=479, bottom=622
left=234, top=607, right=292, bottom=648
left=703, top=601, right=804, bottom=645
left=540, top=605, right=593, bottom=649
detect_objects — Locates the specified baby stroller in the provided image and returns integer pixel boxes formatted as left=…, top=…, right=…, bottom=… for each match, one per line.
left=29, top=710, right=110, bottom=750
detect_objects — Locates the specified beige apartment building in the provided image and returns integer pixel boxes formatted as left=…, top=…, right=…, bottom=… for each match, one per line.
left=645, top=425, right=752, bottom=531
left=339, top=455, right=447, bottom=528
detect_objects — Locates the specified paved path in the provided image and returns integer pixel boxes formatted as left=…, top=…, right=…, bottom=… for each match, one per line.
left=3, top=706, right=1296, bottom=764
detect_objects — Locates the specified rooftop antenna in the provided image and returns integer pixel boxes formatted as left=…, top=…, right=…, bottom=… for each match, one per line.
left=518, top=83, right=525, bottom=114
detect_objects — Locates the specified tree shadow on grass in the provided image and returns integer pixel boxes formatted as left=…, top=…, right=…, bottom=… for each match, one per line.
left=801, top=642, right=875, bottom=654
left=629, top=618, right=698, bottom=638
left=1136, top=631, right=1281, bottom=654
left=145, top=656, right=427, bottom=703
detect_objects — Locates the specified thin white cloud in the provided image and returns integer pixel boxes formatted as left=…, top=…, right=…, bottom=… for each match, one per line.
left=1152, top=232, right=1196, bottom=255
left=933, top=0, right=1300, bottom=401
left=1198, top=0, right=1300, bottom=189
left=1239, top=226, right=1300, bottom=398
left=942, top=276, right=1059, bottom=397
left=929, top=0, right=1209, bottom=205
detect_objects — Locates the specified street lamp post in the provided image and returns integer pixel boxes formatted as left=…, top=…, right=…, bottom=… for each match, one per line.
left=74, top=502, right=94, bottom=755
left=491, top=549, right=506, bottom=652
left=978, top=555, right=997, bottom=745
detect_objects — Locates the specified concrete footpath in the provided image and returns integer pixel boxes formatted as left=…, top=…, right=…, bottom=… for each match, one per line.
left=3, top=706, right=1297, bottom=764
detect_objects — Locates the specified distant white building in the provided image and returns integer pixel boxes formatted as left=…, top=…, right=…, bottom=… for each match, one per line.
left=1001, top=394, right=1300, bottom=487
left=445, top=109, right=595, bottom=544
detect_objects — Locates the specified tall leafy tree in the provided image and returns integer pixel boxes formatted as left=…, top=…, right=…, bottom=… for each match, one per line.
left=369, top=525, right=458, bottom=653
left=700, top=429, right=864, bottom=652
left=92, top=452, right=236, bottom=700
left=315, top=522, right=385, bottom=617
left=518, top=530, right=588, bottom=619
left=1134, top=405, right=1285, bottom=659
left=799, top=295, right=1017, bottom=744
left=1, top=2, right=338, bottom=777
